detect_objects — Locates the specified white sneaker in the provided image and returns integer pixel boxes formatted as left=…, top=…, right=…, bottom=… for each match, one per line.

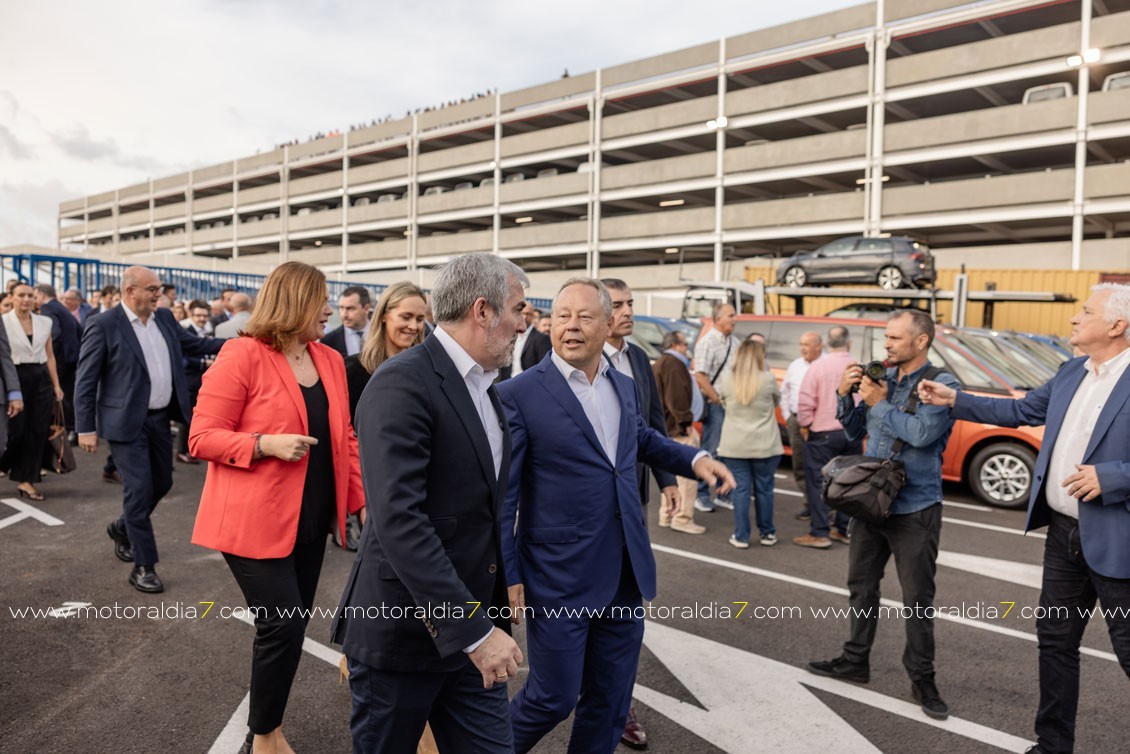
left=728, top=535, right=750, bottom=549
left=694, top=499, right=716, bottom=513
left=760, top=534, right=778, bottom=546
left=714, top=498, right=734, bottom=511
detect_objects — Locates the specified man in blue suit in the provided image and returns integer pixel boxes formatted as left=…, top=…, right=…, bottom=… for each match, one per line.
left=34, top=284, right=80, bottom=436
left=498, top=278, right=734, bottom=754
left=75, top=266, right=223, bottom=594
left=918, top=283, right=1130, bottom=754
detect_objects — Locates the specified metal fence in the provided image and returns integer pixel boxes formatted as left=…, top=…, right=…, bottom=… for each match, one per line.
left=0, top=253, right=383, bottom=303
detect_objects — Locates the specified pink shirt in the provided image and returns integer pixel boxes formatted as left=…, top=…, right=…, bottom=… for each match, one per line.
left=797, top=351, right=859, bottom=432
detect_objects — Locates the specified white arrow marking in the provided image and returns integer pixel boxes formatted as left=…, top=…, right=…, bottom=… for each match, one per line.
left=0, top=498, right=64, bottom=530
left=937, top=551, right=1043, bottom=590
left=47, top=601, right=92, bottom=618
left=637, top=621, right=1034, bottom=753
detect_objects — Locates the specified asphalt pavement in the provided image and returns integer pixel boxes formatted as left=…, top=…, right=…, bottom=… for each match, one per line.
left=2, top=446, right=1127, bottom=753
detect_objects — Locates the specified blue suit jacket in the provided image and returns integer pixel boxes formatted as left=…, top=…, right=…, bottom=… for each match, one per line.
left=497, top=358, right=698, bottom=611
left=40, top=298, right=81, bottom=364
left=75, top=306, right=222, bottom=441
left=952, top=355, right=1130, bottom=578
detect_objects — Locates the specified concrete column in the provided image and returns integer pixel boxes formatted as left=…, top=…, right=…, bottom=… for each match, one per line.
left=1071, top=0, right=1094, bottom=271
left=713, top=38, right=727, bottom=282
left=281, top=147, right=290, bottom=263
left=590, top=70, right=604, bottom=278
left=408, top=114, right=419, bottom=269
left=492, top=91, right=502, bottom=254
left=342, top=130, right=350, bottom=271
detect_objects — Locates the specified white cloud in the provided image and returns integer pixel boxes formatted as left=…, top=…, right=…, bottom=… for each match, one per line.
left=0, top=0, right=851, bottom=247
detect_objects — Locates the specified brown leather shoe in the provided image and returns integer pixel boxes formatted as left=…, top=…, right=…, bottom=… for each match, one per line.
left=175, top=452, right=200, bottom=465
left=103, top=469, right=123, bottom=484
left=621, top=707, right=648, bottom=749
left=793, top=534, right=832, bottom=549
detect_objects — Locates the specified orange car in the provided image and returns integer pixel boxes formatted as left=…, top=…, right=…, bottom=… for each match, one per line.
left=697, top=315, right=1044, bottom=509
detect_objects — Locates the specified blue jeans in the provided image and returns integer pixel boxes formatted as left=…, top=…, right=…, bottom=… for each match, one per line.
left=722, top=456, right=780, bottom=542
left=697, top=402, right=726, bottom=504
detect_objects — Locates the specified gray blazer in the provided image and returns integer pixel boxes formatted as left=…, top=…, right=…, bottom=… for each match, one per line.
left=0, top=322, right=22, bottom=458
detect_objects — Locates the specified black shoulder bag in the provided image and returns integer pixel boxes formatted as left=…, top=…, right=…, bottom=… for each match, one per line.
left=820, top=366, right=943, bottom=524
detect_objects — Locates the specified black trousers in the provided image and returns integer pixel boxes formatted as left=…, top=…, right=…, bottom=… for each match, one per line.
left=843, top=502, right=942, bottom=681
left=0, top=364, right=53, bottom=484
left=224, top=537, right=328, bottom=735
left=1035, top=511, right=1130, bottom=753
left=109, top=409, right=173, bottom=567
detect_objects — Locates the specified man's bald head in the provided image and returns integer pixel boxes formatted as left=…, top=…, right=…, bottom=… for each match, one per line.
left=800, top=330, right=823, bottom=362
left=121, top=266, right=161, bottom=320
left=229, top=292, right=252, bottom=313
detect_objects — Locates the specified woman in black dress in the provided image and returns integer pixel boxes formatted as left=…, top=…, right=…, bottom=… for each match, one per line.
left=0, top=283, right=64, bottom=500
left=344, top=281, right=427, bottom=421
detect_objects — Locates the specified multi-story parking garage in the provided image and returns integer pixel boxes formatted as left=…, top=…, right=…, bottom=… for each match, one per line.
left=58, top=0, right=1130, bottom=301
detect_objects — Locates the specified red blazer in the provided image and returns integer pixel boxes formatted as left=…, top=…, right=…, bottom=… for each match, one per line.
left=189, top=337, right=365, bottom=558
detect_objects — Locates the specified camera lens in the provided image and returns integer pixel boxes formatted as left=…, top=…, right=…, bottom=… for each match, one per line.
left=864, top=361, right=888, bottom=381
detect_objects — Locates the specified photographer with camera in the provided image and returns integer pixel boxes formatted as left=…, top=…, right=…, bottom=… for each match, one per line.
left=805, top=309, right=960, bottom=722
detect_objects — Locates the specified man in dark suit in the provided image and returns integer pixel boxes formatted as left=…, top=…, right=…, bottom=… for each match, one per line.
left=209, top=287, right=236, bottom=329
left=599, top=277, right=677, bottom=748
left=175, top=300, right=214, bottom=464
left=75, top=266, right=222, bottom=594
left=34, top=284, right=80, bottom=436
left=918, top=284, right=1130, bottom=754
left=0, top=320, right=24, bottom=458
left=321, top=285, right=372, bottom=358
left=498, top=302, right=550, bottom=380
left=332, top=253, right=527, bottom=753
left=499, top=278, right=733, bottom=754
left=62, top=288, right=94, bottom=327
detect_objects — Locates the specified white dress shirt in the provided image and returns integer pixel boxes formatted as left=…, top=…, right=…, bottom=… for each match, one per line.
left=1046, top=346, right=1130, bottom=518
left=552, top=351, right=620, bottom=462
left=511, top=328, right=531, bottom=376
left=433, top=326, right=502, bottom=479
left=780, top=355, right=813, bottom=421
left=122, top=303, right=174, bottom=411
left=602, top=340, right=635, bottom=382
left=433, top=326, right=503, bottom=654
left=345, top=324, right=369, bottom=357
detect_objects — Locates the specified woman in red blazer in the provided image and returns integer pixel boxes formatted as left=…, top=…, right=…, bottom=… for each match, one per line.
left=190, top=261, right=364, bottom=754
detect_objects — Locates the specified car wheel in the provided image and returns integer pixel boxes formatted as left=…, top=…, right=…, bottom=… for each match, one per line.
left=877, top=266, right=905, bottom=290
left=783, top=266, right=807, bottom=288
left=968, top=442, right=1035, bottom=509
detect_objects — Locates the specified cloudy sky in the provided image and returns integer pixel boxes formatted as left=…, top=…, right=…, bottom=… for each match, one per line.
left=0, top=0, right=851, bottom=248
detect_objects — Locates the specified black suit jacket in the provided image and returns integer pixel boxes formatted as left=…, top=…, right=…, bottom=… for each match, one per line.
left=609, top=342, right=677, bottom=500
left=40, top=298, right=81, bottom=364
left=497, top=329, right=551, bottom=381
left=332, top=335, right=512, bottom=672
left=75, top=307, right=222, bottom=441
left=322, top=325, right=366, bottom=359
left=343, top=354, right=370, bottom=424
left=209, top=311, right=229, bottom=330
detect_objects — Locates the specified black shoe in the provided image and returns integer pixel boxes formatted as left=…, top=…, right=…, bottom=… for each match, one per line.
left=129, top=566, right=164, bottom=593
left=807, top=656, right=869, bottom=683
left=1023, top=746, right=1049, bottom=754
left=103, top=469, right=123, bottom=484
left=912, top=678, right=949, bottom=720
left=107, top=521, right=133, bottom=562
left=237, top=730, right=253, bottom=754
left=795, top=511, right=811, bottom=521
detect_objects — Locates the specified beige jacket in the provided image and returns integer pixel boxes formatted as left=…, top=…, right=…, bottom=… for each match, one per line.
left=716, top=371, right=783, bottom=459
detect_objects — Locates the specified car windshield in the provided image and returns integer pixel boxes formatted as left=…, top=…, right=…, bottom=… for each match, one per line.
left=945, top=331, right=1052, bottom=390
left=631, top=319, right=666, bottom=352
left=1003, top=333, right=1069, bottom=372
left=928, top=338, right=1010, bottom=393
left=627, top=334, right=660, bottom=361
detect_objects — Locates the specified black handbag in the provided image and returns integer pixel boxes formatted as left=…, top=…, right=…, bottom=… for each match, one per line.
left=43, top=401, right=77, bottom=475
left=820, top=366, right=943, bottom=524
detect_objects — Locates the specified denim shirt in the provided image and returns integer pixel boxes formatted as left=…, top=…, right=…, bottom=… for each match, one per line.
left=836, top=361, right=960, bottom=515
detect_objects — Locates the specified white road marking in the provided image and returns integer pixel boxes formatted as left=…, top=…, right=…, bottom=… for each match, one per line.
left=206, top=693, right=250, bottom=754
left=937, top=551, right=1044, bottom=590
left=638, top=621, right=1035, bottom=753
left=942, top=517, right=1045, bottom=540
left=942, top=499, right=993, bottom=512
left=0, top=498, right=64, bottom=530
left=210, top=613, right=344, bottom=750
left=651, top=543, right=1118, bottom=662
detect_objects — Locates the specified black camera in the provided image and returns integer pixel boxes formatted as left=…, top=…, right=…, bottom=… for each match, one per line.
left=851, top=361, right=889, bottom=392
